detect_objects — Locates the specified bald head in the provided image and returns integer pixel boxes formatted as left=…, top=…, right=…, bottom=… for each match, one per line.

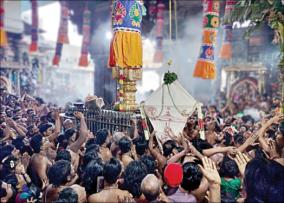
left=141, top=174, right=160, bottom=201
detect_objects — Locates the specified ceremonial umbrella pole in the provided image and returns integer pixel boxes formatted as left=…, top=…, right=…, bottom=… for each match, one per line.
left=109, top=0, right=146, bottom=111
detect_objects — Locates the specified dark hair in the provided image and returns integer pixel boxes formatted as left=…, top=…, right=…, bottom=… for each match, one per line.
left=234, top=134, right=245, bottom=145
left=85, top=144, right=100, bottom=154
left=0, top=145, right=14, bottom=161
left=119, top=136, right=132, bottom=154
left=140, top=155, right=156, bottom=174
left=47, top=160, right=71, bottom=187
left=39, top=123, right=53, bottom=135
left=244, top=158, right=284, bottom=203
left=224, top=132, right=233, bottom=146
left=85, top=138, right=97, bottom=149
left=64, top=129, right=76, bottom=140
left=219, top=156, right=239, bottom=178
left=82, top=159, right=103, bottom=195
left=135, top=139, right=148, bottom=156
left=55, top=187, right=78, bottom=203
left=30, top=134, right=42, bottom=153
left=123, top=160, right=147, bottom=198
left=162, top=140, right=177, bottom=157
left=191, top=138, right=212, bottom=153
left=95, top=129, right=108, bottom=146
left=81, top=151, right=100, bottom=172
left=57, top=134, right=68, bottom=149
left=181, top=162, right=202, bottom=192
left=56, top=149, right=71, bottom=162
left=103, top=158, right=121, bottom=184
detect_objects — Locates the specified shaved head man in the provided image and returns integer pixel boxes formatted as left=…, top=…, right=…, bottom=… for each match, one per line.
left=141, top=174, right=160, bottom=202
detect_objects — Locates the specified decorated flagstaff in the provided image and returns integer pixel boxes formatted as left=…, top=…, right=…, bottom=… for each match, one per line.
left=193, top=0, right=220, bottom=79
left=109, top=0, right=146, bottom=111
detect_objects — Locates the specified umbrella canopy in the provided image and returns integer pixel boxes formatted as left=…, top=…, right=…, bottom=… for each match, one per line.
left=144, top=80, right=199, bottom=143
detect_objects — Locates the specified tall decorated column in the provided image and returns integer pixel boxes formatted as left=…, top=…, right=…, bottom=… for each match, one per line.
left=109, top=0, right=146, bottom=111
left=193, top=0, right=220, bottom=79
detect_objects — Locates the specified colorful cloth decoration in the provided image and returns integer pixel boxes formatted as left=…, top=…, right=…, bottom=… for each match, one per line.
left=153, top=1, right=165, bottom=63
left=193, top=0, right=220, bottom=80
left=219, top=0, right=236, bottom=60
left=29, top=0, right=38, bottom=52
left=0, top=0, right=8, bottom=47
left=109, top=0, right=146, bottom=68
left=58, top=1, right=69, bottom=44
left=52, top=1, right=69, bottom=66
left=109, top=0, right=146, bottom=111
left=79, top=5, right=91, bottom=67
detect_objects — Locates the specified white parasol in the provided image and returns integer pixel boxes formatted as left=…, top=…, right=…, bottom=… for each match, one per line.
left=143, top=78, right=202, bottom=145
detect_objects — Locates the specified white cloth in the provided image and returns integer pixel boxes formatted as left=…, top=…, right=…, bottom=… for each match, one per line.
left=144, top=81, right=199, bottom=143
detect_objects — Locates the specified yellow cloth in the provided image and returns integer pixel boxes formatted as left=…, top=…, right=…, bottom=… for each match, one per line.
left=109, top=31, right=142, bottom=68
left=193, top=60, right=216, bottom=79
left=0, top=28, right=8, bottom=47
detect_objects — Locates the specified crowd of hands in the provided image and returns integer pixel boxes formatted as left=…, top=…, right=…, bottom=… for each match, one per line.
left=0, top=90, right=284, bottom=203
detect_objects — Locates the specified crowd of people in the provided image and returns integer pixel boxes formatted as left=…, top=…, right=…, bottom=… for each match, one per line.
left=0, top=83, right=284, bottom=203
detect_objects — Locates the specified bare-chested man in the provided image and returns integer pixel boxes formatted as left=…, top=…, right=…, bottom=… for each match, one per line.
left=88, top=158, right=132, bottom=202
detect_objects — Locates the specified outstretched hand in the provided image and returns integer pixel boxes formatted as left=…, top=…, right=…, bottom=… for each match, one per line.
left=74, top=111, right=84, bottom=119
left=234, top=151, right=250, bottom=177
left=199, top=157, right=221, bottom=185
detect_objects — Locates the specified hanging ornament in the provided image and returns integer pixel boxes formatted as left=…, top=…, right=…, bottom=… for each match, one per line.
left=79, top=5, right=91, bottom=67
left=29, top=0, right=38, bottom=52
left=109, top=0, right=146, bottom=111
left=52, top=1, right=69, bottom=66
left=153, top=1, right=165, bottom=63
left=0, top=0, right=8, bottom=47
left=219, top=0, right=236, bottom=60
left=193, top=0, right=220, bottom=80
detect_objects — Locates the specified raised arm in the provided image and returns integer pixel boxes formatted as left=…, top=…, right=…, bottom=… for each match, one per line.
left=258, top=115, right=284, bottom=152
left=5, top=118, right=26, bottom=137
left=69, top=112, right=88, bottom=153
left=203, top=146, right=236, bottom=157
left=149, top=131, right=167, bottom=168
left=199, top=157, right=221, bottom=203
left=47, top=110, right=61, bottom=142
left=167, top=135, right=189, bottom=163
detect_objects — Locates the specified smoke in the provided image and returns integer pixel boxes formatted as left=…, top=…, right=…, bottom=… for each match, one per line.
left=153, top=12, right=217, bottom=105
